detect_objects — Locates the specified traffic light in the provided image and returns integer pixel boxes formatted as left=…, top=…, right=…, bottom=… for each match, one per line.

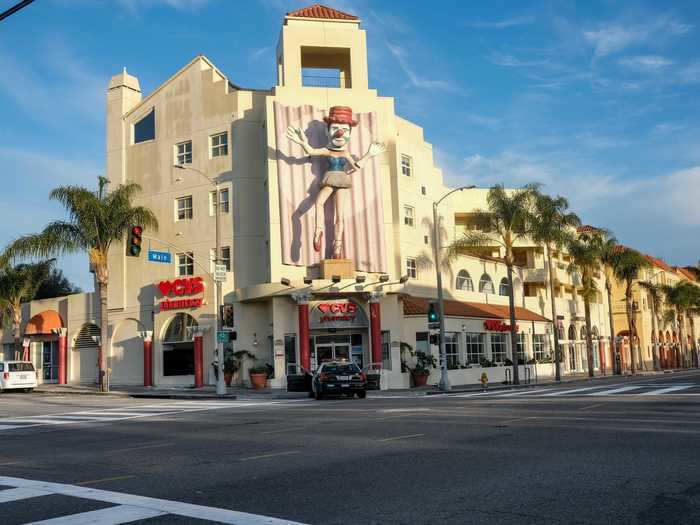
left=428, top=301, right=440, bottom=329
left=127, top=225, right=143, bottom=257
left=221, top=304, right=234, bottom=329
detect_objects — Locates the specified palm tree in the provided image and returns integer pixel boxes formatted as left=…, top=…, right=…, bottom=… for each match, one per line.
left=5, top=177, right=157, bottom=391
left=447, top=184, right=538, bottom=385
left=598, top=233, right=622, bottom=374
left=639, top=279, right=663, bottom=371
left=566, top=232, right=603, bottom=378
left=610, top=246, right=651, bottom=374
left=530, top=192, right=580, bottom=381
left=0, top=259, right=54, bottom=358
left=663, top=282, right=700, bottom=368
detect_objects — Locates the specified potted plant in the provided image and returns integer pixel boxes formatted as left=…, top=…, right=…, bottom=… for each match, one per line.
left=408, top=350, right=437, bottom=387
left=249, top=361, right=270, bottom=390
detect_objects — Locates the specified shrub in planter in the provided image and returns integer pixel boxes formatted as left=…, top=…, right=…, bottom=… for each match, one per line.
left=479, top=357, right=494, bottom=368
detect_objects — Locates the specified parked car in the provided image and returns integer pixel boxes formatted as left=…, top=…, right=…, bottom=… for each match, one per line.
left=312, top=361, right=367, bottom=400
left=0, top=361, right=38, bottom=393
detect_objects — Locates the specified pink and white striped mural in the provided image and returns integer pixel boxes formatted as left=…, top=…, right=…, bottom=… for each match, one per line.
left=273, top=102, right=387, bottom=273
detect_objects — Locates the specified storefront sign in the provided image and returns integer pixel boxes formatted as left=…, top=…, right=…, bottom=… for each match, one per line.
left=157, top=277, right=205, bottom=311
left=309, top=299, right=369, bottom=330
left=484, top=320, right=519, bottom=332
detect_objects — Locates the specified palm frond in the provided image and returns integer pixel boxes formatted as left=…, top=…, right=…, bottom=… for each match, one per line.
left=5, top=222, right=85, bottom=261
left=446, top=231, right=497, bottom=262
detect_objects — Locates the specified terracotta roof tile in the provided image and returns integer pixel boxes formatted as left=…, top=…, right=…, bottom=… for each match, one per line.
left=576, top=225, right=599, bottom=234
left=675, top=267, right=698, bottom=282
left=287, top=4, right=358, bottom=20
left=643, top=254, right=673, bottom=273
left=400, top=295, right=549, bottom=323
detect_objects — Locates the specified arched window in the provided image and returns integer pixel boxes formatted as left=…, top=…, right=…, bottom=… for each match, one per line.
left=479, top=273, right=494, bottom=294
left=580, top=326, right=587, bottom=340
left=568, top=325, right=577, bottom=341
left=499, top=278, right=509, bottom=296
left=456, top=270, right=474, bottom=291
left=591, top=326, right=599, bottom=339
left=163, top=313, right=198, bottom=343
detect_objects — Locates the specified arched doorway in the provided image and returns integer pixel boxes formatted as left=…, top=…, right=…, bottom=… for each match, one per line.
left=25, top=310, right=64, bottom=382
left=591, top=326, right=600, bottom=369
left=74, top=323, right=100, bottom=383
left=162, top=313, right=198, bottom=377
left=568, top=324, right=577, bottom=371
left=579, top=325, right=588, bottom=370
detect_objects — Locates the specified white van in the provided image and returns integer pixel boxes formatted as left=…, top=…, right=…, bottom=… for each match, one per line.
left=0, top=361, right=38, bottom=392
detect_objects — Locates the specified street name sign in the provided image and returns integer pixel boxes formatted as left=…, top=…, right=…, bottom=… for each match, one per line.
left=148, top=250, right=172, bottom=264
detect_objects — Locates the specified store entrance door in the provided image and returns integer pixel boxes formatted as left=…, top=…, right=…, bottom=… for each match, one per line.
left=311, top=333, right=362, bottom=371
left=42, top=340, right=59, bottom=383
left=315, top=342, right=350, bottom=365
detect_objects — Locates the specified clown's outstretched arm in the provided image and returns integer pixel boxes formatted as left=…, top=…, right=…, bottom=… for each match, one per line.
left=285, top=126, right=326, bottom=156
left=353, top=141, right=386, bottom=169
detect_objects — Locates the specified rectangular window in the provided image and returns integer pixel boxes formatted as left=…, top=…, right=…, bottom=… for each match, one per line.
left=516, top=333, right=527, bottom=362
left=491, top=333, right=507, bottom=363
left=405, top=257, right=417, bottom=279
left=401, top=155, right=412, bottom=177
left=415, top=332, right=429, bottom=355
left=175, top=140, right=192, bottom=165
left=177, top=252, right=194, bottom=276
left=211, top=132, right=228, bottom=157
left=176, top=196, right=193, bottom=221
left=445, top=332, right=459, bottom=369
left=421, top=185, right=426, bottom=195
left=284, top=334, right=297, bottom=374
left=210, top=188, right=230, bottom=215
left=533, top=334, right=547, bottom=361
left=465, top=333, right=485, bottom=365
left=133, top=110, right=155, bottom=143
left=210, top=246, right=231, bottom=272
left=381, top=330, right=391, bottom=370
left=403, top=205, right=415, bottom=227
left=424, top=235, right=429, bottom=245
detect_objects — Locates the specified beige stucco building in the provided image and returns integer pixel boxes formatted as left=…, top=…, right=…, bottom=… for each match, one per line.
left=1, top=4, right=625, bottom=389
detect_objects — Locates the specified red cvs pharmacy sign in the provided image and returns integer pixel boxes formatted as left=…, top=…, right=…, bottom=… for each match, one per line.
left=158, top=277, right=204, bottom=311
left=483, top=320, right=519, bottom=332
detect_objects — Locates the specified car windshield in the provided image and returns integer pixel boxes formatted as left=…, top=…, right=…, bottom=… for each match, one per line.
left=322, top=364, right=360, bottom=374
left=9, top=362, right=35, bottom=372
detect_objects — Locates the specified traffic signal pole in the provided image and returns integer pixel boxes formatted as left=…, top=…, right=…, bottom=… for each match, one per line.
left=433, top=202, right=451, bottom=392
left=214, top=181, right=226, bottom=396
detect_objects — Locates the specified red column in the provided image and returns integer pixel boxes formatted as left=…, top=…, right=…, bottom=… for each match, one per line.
left=143, top=333, right=153, bottom=387
left=194, top=335, right=204, bottom=388
left=298, top=300, right=310, bottom=371
left=370, top=296, right=382, bottom=366
left=57, top=329, right=67, bottom=385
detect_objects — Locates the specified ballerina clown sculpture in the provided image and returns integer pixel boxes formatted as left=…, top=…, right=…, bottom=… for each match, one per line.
left=286, top=106, right=386, bottom=259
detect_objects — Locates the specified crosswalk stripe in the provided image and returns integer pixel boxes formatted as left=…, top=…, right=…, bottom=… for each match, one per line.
left=492, top=388, right=553, bottom=397
left=586, top=385, right=644, bottom=395
left=0, top=418, right=71, bottom=425
left=0, top=424, right=25, bottom=430
left=26, top=504, right=166, bottom=524
left=0, top=487, right=52, bottom=503
left=639, top=385, right=694, bottom=396
left=540, top=386, right=608, bottom=397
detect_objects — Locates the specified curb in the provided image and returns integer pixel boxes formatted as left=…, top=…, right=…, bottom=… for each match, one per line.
left=128, top=393, right=238, bottom=400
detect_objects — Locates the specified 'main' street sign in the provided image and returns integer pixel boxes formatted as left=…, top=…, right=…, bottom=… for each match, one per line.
left=148, top=250, right=172, bottom=264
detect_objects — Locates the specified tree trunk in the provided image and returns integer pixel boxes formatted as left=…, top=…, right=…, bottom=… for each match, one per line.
left=606, top=280, right=616, bottom=374
left=13, top=308, right=22, bottom=360
left=678, top=311, right=687, bottom=368
left=626, top=285, right=636, bottom=374
left=506, top=262, right=520, bottom=385
left=584, top=299, right=594, bottom=378
left=650, top=299, right=660, bottom=371
left=98, top=279, right=109, bottom=392
left=547, top=245, right=562, bottom=381
left=690, top=316, right=699, bottom=368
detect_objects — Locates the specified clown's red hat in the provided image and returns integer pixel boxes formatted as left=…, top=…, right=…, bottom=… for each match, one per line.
left=323, top=106, right=358, bottom=127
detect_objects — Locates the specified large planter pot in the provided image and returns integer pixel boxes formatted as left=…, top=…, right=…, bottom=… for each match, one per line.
left=249, top=372, right=268, bottom=390
left=224, top=372, right=234, bottom=387
left=411, top=372, right=430, bottom=387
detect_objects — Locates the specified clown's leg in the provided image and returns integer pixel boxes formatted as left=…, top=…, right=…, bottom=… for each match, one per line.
left=333, top=188, right=349, bottom=259
left=313, top=186, right=334, bottom=252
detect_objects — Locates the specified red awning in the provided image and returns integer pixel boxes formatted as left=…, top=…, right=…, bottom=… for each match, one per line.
left=401, top=295, right=549, bottom=322
left=24, top=310, right=64, bottom=335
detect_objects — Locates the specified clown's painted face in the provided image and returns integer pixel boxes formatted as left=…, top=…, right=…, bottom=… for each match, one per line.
left=327, top=122, right=352, bottom=150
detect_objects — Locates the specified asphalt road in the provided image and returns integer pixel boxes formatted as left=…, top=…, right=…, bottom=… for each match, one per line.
left=2, top=371, right=700, bottom=524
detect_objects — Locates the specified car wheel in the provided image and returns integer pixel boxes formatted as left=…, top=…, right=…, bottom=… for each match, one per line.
left=357, top=391, right=367, bottom=399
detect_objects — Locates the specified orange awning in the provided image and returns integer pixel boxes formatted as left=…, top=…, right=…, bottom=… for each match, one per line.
left=24, top=310, right=64, bottom=335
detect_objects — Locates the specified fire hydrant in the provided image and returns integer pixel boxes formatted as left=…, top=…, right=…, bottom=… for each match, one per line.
left=480, top=372, right=488, bottom=392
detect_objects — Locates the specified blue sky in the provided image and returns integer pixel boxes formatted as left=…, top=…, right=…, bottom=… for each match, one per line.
left=1, top=0, right=699, bottom=291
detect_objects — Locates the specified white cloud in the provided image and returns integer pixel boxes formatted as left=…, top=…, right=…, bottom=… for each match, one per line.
left=385, top=42, right=466, bottom=94
left=618, top=55, right=673, bottom=72
left=652, top=122, right=686, bottom=135
left=486, top=51, right=549, bottom=68
left=466, top=16, right=535, bottom=29
left=680, top=62, right=700, bottom=83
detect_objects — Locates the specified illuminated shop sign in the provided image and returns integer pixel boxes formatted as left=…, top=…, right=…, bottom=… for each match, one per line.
left=157, top=277, right=205, bottom=311
left=309, top=299, right=368, bottom=330
left=483, top=320, right=519, bottom=332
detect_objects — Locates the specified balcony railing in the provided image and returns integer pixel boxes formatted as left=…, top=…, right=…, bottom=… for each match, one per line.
left=302, top=75, right=342, bottom=88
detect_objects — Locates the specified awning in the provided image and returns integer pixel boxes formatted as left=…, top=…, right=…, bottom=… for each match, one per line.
left=401, top=295, right=549, bottom=322
left=24, top=310, right=64, bottom=335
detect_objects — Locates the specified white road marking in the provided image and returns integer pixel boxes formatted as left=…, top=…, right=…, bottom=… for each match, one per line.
left=540, top=386, right=608, bottom=397
left=0, top=424, right=25, bottom=430
left=0, top=418, right=72, bottom=425
left=239, top=450, right=301, bottom=461
left=26, top=504, right=166, bottom=524
left=379, top=433, right=425, bottom=442
left=0, top=487, right=52, bottom=503
left=639, top=385, right=694, bottom=396
left=587, top=385, right=644, bottom=395
left=0, top=475, right=307, bottom=524
left=491, top=388, right=553, bottom=397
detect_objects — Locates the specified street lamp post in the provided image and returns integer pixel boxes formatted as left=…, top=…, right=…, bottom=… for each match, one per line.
left=174, top=164, right=226, bottom=396
left=432, top=185, right=477, bottom=391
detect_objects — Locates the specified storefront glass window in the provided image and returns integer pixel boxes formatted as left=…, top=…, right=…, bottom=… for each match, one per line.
left=415, top=332, right=429, bottom=355
left=464, top=333, right=484, bottom=365
left=533, top=334, right=547, bottom=361
left=445, top=332, right=459, bottom=369
left=381, top=330, right=391, bottom=370
left=516, top=333, right=527, bottom=362
left=491, top=333, right=507, bottom=363
left=284, top=334, right=296, bottom=375
left=162, top=313, right=197, bottom=376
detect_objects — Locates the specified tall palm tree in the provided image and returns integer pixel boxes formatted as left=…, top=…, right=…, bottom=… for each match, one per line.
left=598, top=233, right=622, bottom=373
left=530, top=192, right=580, bottom=381
left=447, top=184, right=539, bottom=385
left=5, top=177, right=157, bottom=391
left=566, top=232, right=603, bottom=378
left=663, top=281, right=700, bottom=368
left=0, top=259, right=54, bottom=358
left=639, top=279, right=663, bottom=371
left=610, top=246, right=651, bottom=374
